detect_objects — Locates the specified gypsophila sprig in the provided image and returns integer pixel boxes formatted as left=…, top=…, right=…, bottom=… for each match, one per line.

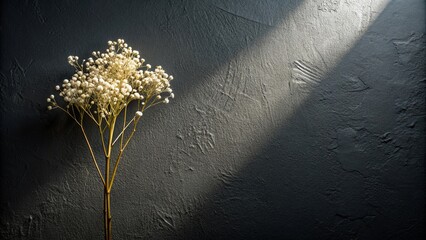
left=48, top=38, right=174, bottom=123
left=47, top=39, right=175, bottom=240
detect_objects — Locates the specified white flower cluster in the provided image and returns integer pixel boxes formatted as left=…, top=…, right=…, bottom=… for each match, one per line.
left=47, top=39, right=174, bottom=120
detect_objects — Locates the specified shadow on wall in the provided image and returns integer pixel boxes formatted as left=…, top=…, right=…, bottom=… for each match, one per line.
left=170, top=1, right=426, bottom=239
left=0, top=0, right=305, bottom=238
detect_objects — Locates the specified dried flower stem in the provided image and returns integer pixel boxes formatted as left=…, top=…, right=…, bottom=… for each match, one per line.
left=81, top=125, right=106, bottom=185
left=47, top=39, right=174, bottom=240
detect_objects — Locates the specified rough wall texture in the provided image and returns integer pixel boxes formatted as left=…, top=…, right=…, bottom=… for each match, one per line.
left=1, top=0, right=425, bottom=239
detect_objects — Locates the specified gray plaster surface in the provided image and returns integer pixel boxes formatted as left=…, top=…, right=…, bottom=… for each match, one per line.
left=1, top=0, right=425, bottom=239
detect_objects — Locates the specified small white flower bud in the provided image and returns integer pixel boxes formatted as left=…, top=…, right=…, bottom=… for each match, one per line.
left=47, top=98, right=51, bottom=102
left=163, top=98, right=169, bottom=104
left=50, top=95, right=55, bottom=99
left=47, top=106, right=52, bottom=110
left=135, top=111, right=143, bottom=117
left=146, top=64, right=151, bottom=69
left=170, top=93, right=175, bottom=99
left=55, top=85, right=60, bottom=90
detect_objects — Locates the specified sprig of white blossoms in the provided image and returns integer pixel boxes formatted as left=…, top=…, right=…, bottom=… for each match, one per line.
left=47, top=39, right=174, bottom=121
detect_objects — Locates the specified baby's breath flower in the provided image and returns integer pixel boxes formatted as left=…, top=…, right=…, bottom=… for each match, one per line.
left=48, top=39, right=175, bottom=126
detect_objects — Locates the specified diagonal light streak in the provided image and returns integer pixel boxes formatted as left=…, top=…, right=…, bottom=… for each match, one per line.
left=159, top=0, right=392, bottom=235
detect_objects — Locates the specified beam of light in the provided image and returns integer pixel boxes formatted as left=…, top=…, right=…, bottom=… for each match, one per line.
left=155, top=0, right=392, bottom=235
left=175, top=0, right=391, bottom=195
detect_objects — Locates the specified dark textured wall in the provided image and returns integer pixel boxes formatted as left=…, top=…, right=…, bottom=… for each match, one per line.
left=1, top=0, right=425, bottom=239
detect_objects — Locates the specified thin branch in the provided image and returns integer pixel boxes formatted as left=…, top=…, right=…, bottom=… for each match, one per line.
left=70, top=104, right=78, bottom=120
left=120, top=104, right=127, bottom=149
left=108, top=150, right=123, bottom=192
left=98, top=121, right=108, bottom=156
left=97, top=112, right=107, bottom=156
left=143, top=100, right=162, bottom=111
left=105, top=117, right=117, bottom=193
left=121, top=118, right=140, bottom=153
left=112, top=117, right=135, bottom=146
left=82, top=107, right=99, bottom=126
left=80, top=124, right=106, bottom=186
left=54, top=105, right=81, bottom=126
left=108, top=117, right=141, bottom=192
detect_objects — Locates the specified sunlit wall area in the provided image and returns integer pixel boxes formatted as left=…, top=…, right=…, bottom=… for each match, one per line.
left=0, top=0, right=424, bottom=239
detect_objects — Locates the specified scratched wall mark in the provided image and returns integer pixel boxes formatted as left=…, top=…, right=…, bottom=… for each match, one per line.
left=341, top=75, right=370, bottom=92
left=32, top=0, right=46, bottom=24
left=155, top=207, right=177, bottom=231
left=211, top=0, right=286, bottom=27
left=290, top=60, right=324, bottom=92
left=393, top=33, right=426, bottom=67
left=210, top=59, right=246, bottom=112
left=0, top=59, right=34, bottom=107
left=168, top=107, right=218, bottom=175
left=0, top=214, right=42, bottom=239
left=177, top=125, right=216, bottom=157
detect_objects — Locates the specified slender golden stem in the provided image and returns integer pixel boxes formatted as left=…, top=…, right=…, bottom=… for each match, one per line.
left=55, top=105, right=80, bottom=125
left=98, top=119, right=108, bottom=156
left=112, top=117, right=135, bottom=146
left=104, top=116, right=116, bottom=240
left=80, top=125, right=105, bottom=186
left=108, top=117, right=140, bottom=192
left=108, top=150, right=123, bottom=193
left=120, top=105, right=127, bottom=149
left=82, top=107, right=99, bottom=125
left=104, top=190, right=108, bottom=240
